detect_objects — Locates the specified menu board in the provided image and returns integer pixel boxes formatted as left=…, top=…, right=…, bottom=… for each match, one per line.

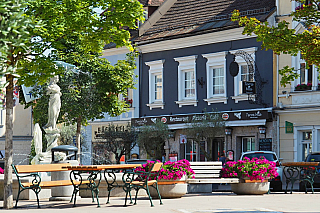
left=259, top=138, right=272, bottom=151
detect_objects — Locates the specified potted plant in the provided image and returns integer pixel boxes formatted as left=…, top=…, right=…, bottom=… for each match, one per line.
left=135, top=159, right=195, bottom=198
left=222, top=157, right=278, bottom=195
left=295, top=83, right=312, bottom=91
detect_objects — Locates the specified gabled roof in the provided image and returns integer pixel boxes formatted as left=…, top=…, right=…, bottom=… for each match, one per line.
left=136, top=0, right=276, bottom=44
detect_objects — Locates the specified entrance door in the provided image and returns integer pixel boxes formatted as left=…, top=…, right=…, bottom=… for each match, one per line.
left=301, top=131, right=312, bottom=161
left=212, top=138, right=225, bottom=161
left=185, top=140, right=197, bottom=162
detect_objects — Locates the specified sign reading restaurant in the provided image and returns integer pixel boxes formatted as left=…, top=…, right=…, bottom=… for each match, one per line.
left=131, top=110, right=271, bottom=127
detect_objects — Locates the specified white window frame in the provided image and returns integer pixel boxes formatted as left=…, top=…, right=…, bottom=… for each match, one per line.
left=174, top=55, right=198, bottom=107
left=294, top=126, right=320, bottom=161
left=145, top=59, right=165, bottom=110
left=241, top=137, right=256, bottom=153
left=202, top=51, right=228, bottom=104
left=230, top=47, right=257, bottom=103
left=292, top=53, right=318, bottom=92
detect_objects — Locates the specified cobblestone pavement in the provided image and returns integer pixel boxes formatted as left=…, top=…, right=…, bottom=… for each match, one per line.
left=1, top=192, right=320, bottom=213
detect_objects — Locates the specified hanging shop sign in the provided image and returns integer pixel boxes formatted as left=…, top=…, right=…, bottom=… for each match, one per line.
left=242, top=81, right=256, bottom=94
left=132, top=110, right=271, bottom=127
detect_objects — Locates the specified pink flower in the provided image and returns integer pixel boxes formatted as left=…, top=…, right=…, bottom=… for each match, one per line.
left=0, top=167, right=3, bottom=174
left=134, top=159, right=195, bottom=181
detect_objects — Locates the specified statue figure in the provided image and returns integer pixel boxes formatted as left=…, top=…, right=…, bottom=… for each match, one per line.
left=33, top=123, right=42, bottom=154
left=31, top=123, right=43, bottom=165
left=44, top=75, right=62, bottom=131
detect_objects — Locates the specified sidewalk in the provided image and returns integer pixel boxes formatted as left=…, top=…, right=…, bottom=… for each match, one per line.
left=1, top=191, right=320, bottom=212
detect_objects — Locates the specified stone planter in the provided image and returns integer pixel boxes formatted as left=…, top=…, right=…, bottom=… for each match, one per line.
left=231, top=179, right=270, bottom=195
left=149, top=176, right=187, bottom=199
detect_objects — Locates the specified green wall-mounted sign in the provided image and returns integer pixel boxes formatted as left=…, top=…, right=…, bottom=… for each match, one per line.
left=285, top=121, right=293, bottom=133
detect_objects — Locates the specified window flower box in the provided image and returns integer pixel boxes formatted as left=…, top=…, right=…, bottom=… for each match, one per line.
left=124, top=98, right=133, bottom=107
left=295, top=83, right=312, bottom=91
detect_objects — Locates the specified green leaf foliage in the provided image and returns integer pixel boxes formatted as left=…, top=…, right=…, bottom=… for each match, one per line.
left=231, top=0, right=320, bottom=86
left=184, top=110, right=225, bottom=161
left=97, top=123, right=137, bottom=164
left=137, top=121, right=170, bottom=161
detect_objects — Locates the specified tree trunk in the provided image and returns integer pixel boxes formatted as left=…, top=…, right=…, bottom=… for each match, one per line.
left=76, top=116, right=82, bottom=163
left=4, top=74, right=14, bottom=209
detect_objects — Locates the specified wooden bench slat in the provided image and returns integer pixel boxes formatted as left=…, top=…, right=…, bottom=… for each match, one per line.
left=190, top=170, right=220, bottom=174
left=15, top=163, right=71, bottom=173
left=187, top=178, right=239, bottom=184
left=191, top=166, right=222, bottom=170
left=187, top=161, right=240, bottom=185
left=190, top=162, right=222, bottom=166
left=21, top=179, right=91, bottom=188
left=194, top=174, right=220, bottom=178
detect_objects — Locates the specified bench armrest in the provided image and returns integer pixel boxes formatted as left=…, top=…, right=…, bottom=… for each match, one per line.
left=16, top=173, right=41, bottom=189
left=123, top=170, right=150, bottom=183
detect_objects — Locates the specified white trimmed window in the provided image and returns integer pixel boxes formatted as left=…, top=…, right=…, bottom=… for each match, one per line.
left=293, top=53, right=318, bottom=91
left=145, top=59, right=165, bottom=110
left=202, top=51, right=228, bottom=104
left=230, top=47, right=257, bottom=103
left=174, top=55, right=198, bottom=107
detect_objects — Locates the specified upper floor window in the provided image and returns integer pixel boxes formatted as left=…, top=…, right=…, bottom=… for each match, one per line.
left=213, top=68, right=224, bottom=94
left=293, top=53, right=318, bottom=91
left=145, top=59, right=165, bottom=110
left=184, top=70, right=195, bottom=98
left=230, top=47, right=257, bottom=103
left=154, top=74, right=163, bottom=100
left=202, top=51, right=228, bottom=105
left=174, top=55, right=198, bottom=107
left=240, top=65, right=254, bottom=82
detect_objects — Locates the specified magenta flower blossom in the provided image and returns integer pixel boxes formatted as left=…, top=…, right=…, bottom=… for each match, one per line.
left=221, top=157, right=278, bottom=181
left=134, top=159, right=195, bottom=181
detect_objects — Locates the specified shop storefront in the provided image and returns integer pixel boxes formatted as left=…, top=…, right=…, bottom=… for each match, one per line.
left=132, top=108, right=276, bottom=162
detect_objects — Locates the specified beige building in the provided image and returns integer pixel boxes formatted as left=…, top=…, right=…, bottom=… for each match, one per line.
left=276, top=0, right=320, bottom=162
left=0, top=104, right=33, bottom=168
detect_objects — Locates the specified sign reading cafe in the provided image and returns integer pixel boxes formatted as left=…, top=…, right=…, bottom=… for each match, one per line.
left=131, top=110, right=271, bottom=127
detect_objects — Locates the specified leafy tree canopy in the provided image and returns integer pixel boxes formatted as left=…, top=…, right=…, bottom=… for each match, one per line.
left=231, top=0, right=320, bottom=87
left=18, top=0, right=144, bottom=86
left=137, top=121, right=170, bottom=160
left=98, top=123, right=137, bottom=164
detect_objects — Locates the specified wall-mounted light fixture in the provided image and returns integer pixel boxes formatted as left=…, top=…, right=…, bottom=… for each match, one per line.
left=258, top=125, right=267, bottom=137
left=225, top=127, right=232, bottom=135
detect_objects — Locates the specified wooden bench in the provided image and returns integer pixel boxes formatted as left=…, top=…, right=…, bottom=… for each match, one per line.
left=12, top=163, right=91, bottom=208
left=187, top=161, right=239, bottom=193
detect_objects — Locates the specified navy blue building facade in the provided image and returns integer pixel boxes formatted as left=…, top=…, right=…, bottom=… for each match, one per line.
left=139, top=39, right=273, bottom=117
left=133, top=0, right=277, bottom=162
